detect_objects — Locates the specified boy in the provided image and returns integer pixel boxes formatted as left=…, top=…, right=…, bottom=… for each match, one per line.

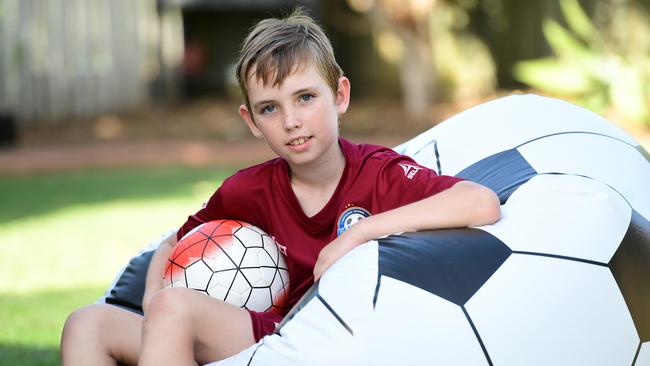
left=61, top=8, right=500, bottom=366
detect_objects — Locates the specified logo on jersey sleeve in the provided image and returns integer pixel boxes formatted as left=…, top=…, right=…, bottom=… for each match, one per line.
left=337, top=206, right=371, bottom=236
left=398, top=163, right=423, bottom=180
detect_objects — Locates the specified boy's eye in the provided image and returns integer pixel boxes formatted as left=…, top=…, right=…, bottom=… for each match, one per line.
left=299, top=94, right=313, bottom=102
left=261, top=105, right=276, bottom=114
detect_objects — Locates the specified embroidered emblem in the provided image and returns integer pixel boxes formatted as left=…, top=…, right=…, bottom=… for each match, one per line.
left=337, top=206, right=370, bottom=236
left=398, top=163, right=422, bottom=180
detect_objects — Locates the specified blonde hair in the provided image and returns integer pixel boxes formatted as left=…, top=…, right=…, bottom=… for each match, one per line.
left=235, top=8, right=343, bottom=107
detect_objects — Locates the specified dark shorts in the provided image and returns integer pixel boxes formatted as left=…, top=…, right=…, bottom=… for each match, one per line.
left=248, top=310, right=283, bottom=342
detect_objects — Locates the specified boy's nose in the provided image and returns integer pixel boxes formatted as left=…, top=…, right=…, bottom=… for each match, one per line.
left=283, top=110, right=302, bottom=131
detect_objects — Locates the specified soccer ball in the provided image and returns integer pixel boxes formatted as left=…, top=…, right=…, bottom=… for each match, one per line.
left=163, top=219, right=289, bottom=314
left=208, top=95, right=650, bottom=366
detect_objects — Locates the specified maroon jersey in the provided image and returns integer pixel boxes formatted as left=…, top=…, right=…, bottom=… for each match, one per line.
left=177, top=138, right=463, bottom=337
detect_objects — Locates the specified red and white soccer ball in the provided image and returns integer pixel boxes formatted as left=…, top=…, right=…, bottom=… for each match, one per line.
left=163, top=219, right=290, bottom=314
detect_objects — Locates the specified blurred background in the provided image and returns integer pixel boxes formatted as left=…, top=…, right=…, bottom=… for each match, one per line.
left=1, top=0, right=649, bottom=151
left=0, top=0, right=649, bottom=365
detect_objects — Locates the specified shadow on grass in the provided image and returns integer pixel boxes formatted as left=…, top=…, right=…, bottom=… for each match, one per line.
left=0, top=286, right=106, bottom=366
left=0, top=344, right=59, bottom=366
left=0, top=165, right=233, bottom=224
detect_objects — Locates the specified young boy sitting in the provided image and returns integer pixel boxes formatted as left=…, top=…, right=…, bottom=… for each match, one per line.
left=61, top=8, right=500, bottom=366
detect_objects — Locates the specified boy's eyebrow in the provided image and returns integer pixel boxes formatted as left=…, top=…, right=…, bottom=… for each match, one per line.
left=251, top=85, right=320, bottom=110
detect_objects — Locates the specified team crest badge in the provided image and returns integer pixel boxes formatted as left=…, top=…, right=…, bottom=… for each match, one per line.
left=337, top=206, right=370, bottom=236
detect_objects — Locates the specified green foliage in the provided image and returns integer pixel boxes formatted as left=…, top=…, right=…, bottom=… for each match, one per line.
left=430, top=1, right=497, bottom=101
left=514, top=0, right=650, bottom=127
left=0, top=166, right=232, bottom=365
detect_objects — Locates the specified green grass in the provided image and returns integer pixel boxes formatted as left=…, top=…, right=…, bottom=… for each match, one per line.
left=0, top=165, right=234, bottom=365
left=0, top=286, right=104, bottom=365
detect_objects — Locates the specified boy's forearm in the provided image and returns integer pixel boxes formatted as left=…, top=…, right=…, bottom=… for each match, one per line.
left=346, top=181, right=501, bottom=246
left=314, top=181, right=500, bottom=280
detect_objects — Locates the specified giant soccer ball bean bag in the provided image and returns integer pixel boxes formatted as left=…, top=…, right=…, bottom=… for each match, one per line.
left=206, top=94, right=650, bottom=366
left=101, top=94, right=650, bottom=365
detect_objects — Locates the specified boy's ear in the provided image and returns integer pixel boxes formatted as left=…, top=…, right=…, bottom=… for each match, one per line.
left=239, top=104, right=264, bottom=139
left=335, top=76, right=351, bottom=116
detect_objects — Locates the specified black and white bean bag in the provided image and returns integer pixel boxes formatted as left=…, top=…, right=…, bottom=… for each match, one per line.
left=102, top=94, right=650, bottom=366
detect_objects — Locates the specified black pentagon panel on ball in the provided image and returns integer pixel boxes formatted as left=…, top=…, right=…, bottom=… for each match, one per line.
left=609, top=210, right=650, bottom=342
left=455, top=149, right=537, bottom=204
left=377, top=229, right=512, bottom=306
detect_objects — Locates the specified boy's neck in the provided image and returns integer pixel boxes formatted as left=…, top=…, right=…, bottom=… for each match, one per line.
left=289, top=144, right=345, bottom=189
left=288, top=144, right=345, bottom=218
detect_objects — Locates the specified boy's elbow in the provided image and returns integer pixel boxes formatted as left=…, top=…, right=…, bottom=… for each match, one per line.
left=480, top=191, right=501, bottom=225
left=464, top=182, right=501, bottom=226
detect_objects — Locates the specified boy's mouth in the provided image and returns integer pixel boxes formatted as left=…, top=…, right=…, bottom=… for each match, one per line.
left=287, top=136, right=311, bottom=146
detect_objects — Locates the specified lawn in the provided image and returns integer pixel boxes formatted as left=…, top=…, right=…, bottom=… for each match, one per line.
left=0, top=165, right=234, bottom=365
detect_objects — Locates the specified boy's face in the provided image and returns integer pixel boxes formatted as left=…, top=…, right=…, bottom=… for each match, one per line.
left=239, top=63, right=350, bottom=169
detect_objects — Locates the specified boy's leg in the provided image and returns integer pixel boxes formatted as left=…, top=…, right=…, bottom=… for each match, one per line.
left=139, top=287, right=255, bottom=366
left=61, top=304, right=143, bottom=366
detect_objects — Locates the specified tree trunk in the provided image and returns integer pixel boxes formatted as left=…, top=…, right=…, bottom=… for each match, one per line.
left=368, top=1, right=437, bottom=123
left=398, top=29, right=435, bottom=121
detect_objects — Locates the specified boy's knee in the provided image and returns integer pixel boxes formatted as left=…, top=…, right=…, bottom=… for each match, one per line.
left=145, top=287, right=194, bottom=323
left=61, top=304, right=108, bottom=344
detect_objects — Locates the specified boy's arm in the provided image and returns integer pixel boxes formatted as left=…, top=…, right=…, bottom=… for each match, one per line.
left=143, top=184, right=225, bottom=311
left=313, top=181, right=501, bottom=280
left=142, top=237, right=177, bottom=313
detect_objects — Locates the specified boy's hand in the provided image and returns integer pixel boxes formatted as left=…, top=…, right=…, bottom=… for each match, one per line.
left=313, top=228, right=365, bottom=280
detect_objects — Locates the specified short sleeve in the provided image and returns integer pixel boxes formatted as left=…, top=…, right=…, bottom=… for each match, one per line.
left=177, top=186, right=228, bottom=240
left=372, top=152, right=464, bottom=212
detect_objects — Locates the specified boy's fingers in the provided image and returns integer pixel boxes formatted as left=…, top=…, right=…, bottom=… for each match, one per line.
left=313, top=259, right=327, bottom=281
left=313, top=262, right=322, bottom=280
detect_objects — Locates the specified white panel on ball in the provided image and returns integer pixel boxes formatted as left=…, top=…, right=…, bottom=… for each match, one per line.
left=244, top=299, right=356, bottom=366
left=316, top=242, right=379, bottom=332
left=222, top=239, right=246, bottom=266
left=241, top=247, right=275, bottom=268
left=185, top=260, right=213, bottom=290
left=270, top=269, right=287, bottom=295
left=247, top=287, right=273, bottom=311
left=635, top=342, right=650, bottom=366
left=203, top=249, right=238, bottom=272
left=233, top=227, right=263, bottom=249
left=239, top=268, right=263, bottom=286
left=262, top=236, right=281, bottom=264
left=259, top=267, right=277, bottom=286
left=207, top=269, right=237, bottom=299
left=480, top=174, right=631, bottom=263
left=356, top=276, right=489, bottom=366
left=518, top=133, right=650, bottom=218
left=396, top=94, right=636, bottom=176
left=466, top=254, right=639, bottom=365
left=225, top=272, right=252, bottom=307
